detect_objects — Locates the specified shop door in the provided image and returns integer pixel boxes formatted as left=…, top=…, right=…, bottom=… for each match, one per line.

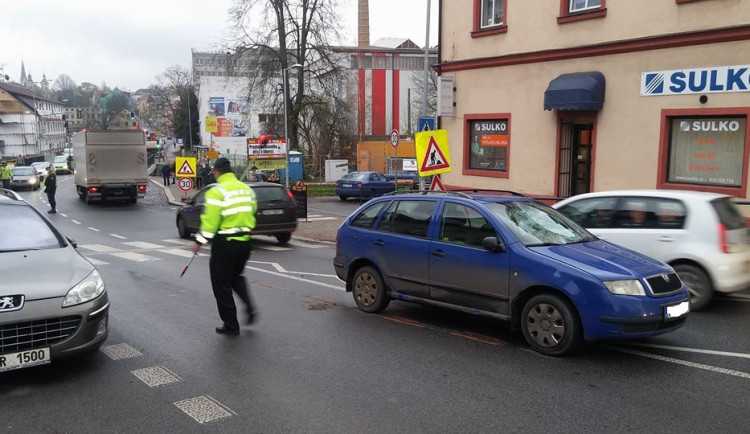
left=558, top=122, right=593, bottom=197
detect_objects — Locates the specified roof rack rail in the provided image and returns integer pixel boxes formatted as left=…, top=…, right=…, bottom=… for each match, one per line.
left=383, top=190, right=474, bottom=198
left=0, top=188, right=22, bottom=200
left=448, top=189, right=527, bottom=197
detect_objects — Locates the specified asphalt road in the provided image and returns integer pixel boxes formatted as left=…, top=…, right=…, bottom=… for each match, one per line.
left=2, top=176, right=750, bottom=433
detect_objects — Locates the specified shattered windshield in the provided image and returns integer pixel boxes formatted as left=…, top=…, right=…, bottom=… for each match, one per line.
left=486, top=201, right=596, bottom=246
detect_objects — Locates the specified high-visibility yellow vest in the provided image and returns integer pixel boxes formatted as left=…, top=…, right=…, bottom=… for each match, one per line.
left=1, top=166, right=12, bottom=180
left=197, top=172, right=257, bottom=242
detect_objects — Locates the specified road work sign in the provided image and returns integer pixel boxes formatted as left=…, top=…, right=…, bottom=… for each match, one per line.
left=415, top=129, right=451, bottom=176
left=175, top=157, right=196, bottom=178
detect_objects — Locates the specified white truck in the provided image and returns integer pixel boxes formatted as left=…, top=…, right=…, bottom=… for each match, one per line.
left=72, top=130, right=148, bottom=204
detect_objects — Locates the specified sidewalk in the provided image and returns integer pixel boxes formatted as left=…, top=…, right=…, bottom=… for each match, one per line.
left=150, top=175, right=340, bottom=244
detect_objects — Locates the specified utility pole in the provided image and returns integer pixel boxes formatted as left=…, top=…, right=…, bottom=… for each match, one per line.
left=422, top=0, right=431, bottom=117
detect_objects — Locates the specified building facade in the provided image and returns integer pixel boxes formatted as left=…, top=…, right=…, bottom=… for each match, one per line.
left=437, top=0, right=750, bottom=200
left=0, top=81, right=67, bottom=160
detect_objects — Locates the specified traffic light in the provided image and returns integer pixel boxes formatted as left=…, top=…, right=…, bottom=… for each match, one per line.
left=130, top=111, right=135, bottom=121
left=76, top=109, right=82, bottom=119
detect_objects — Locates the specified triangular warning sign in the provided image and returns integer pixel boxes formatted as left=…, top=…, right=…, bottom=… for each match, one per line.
left=429, top=175, right=445, bottom=191
left=420, top=136, right=450, bottom=172
left=177, top=160, right=195, bottom=176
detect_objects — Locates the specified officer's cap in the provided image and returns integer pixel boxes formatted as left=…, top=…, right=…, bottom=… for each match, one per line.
left=213, top=157, right=231, bottom=171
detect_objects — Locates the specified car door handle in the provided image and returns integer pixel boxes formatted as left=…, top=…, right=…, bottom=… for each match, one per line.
left=657, top=236, right=675, bottom=242
left=373, top=240, right=385, bottom=246
left=431, top=250, right=445, bottom=257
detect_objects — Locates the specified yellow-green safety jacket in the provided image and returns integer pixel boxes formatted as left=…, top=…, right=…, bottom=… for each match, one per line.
left=1, top=166, right=12, bottom=180
left=196, top=172, right=257, bottom=243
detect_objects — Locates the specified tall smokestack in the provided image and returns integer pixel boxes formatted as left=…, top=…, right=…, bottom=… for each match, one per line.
left=358, top=0, right=370, bottom=48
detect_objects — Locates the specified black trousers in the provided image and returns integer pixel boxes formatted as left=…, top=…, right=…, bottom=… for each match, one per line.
left=209, top=238, right=254, bottom=331
left=163, top=173, right=170, bottom=185
left=47, top=188, right=56, bottom=211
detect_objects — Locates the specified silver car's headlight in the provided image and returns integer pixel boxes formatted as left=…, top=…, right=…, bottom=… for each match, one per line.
left=29, top=178, right=37, bottom=184
left=603, top=279, right=646, bottom=296
left=62, top=269, right=106, bottom=307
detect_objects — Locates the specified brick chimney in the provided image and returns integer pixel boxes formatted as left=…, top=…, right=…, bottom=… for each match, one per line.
left=358, top=0, right=370, bottom=48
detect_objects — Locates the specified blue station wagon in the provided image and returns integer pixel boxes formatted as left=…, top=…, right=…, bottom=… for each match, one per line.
left=333, top=191, right=690, bottom=356
left=335, top=171, right=396, bottom=201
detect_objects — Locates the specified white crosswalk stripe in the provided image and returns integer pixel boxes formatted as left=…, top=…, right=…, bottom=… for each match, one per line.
left=86, top=257, right=110, bottom=266
left=110, top=252, right=161, bottom=262
left=253, top=245, right=291, bottom=251
left=162, top=239, right=194, bottom=246
left=80, top=244, right=119, bottom=252
left=124, top=241, right=166, bottom=249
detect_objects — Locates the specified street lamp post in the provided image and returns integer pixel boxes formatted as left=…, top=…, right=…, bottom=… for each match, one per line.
left=282, top=63, right=303, bottom=189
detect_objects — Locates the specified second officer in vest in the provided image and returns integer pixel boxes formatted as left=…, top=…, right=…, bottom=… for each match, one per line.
left=195, top=158, right=258, bottom=334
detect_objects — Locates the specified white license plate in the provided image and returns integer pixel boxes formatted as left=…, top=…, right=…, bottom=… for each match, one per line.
left=0, top=347, right=51, bottom=372
left=342, top=183, right=352, bottom=188
left=262, top=209, right=284, bottom=215
left=664, top=301, right=690, bottom=319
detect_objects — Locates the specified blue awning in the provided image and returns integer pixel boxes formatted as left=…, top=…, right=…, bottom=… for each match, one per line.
left=544, top=71, right=605, bottom=111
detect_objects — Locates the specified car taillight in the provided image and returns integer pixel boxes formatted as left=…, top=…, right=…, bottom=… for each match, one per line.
left=286, top=190, right=294, bottom=199
left=88, top=187, right=98, bottom=194
left=718, top=223, right=730, bottom=253
left=357, top=182, right=362, bottom=188
left=138, top=185, right=147, bottom=192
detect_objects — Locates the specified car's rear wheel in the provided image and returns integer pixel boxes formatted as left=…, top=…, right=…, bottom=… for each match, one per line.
left=177, top=217, right=190, bottom=239
left=521, top=294, right=581, bottom=356
left=352, top=266, right=390, bottom=313
left=275, top=232, right=291, bottom=245
left=673, top=264, right=713, bottom=311
left=339, top=195, right=347, bottom=201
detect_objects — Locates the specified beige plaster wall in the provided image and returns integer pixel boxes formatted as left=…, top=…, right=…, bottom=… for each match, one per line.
left=440, top=39, right=750, bottom=198
left=441, top=0, right=750, bottom=63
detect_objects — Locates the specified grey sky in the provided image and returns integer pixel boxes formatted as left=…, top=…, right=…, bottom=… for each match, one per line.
left=0, top=0, right=438, bottom=92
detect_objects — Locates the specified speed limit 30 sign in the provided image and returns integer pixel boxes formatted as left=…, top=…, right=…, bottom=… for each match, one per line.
left=178, top=177, right=194, bottom=192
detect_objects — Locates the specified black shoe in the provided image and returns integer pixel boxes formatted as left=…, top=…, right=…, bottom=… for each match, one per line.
left=246, top=310, right=257, bottom=325
left=215, top=326, right=240, bottom=335
left=47, top=210, right=56, bottom=214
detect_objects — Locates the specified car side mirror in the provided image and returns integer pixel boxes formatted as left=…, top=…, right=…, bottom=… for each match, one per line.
left=482, top=236, right=505, bottom=253
left=67, top=237, right=77, bottom=249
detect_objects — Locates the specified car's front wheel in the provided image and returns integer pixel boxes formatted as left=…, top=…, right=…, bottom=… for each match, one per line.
left=352, top=266, right=390, bottom=313
left=275, top=232, right=291, bottom=245
left=177, top=217, right=190, bottom=239
left=521, top=293, right=582, bottom=356
left=673, top=264, right=713, bottom=311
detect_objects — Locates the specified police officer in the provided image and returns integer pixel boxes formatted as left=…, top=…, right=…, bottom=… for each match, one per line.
left=1, top=162, right=12, bottom=189
left=195, top=158, right=258, bottom=335
left=44, top=166, right=57, bottom=213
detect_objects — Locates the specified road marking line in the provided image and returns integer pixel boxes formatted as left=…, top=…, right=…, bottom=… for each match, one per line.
left=100, top=343, right=142, bottom=360
left=383, top=316, right=426, bottom=328
left=607, top=346, right=750, bottom=379
left=245, top=265, right=345, bottom=291
left=174, top=396, right=235, bottom=424
left=79, top=244, right=118, bottom=252
left=110, top=252, right=161, bottom=262
left=162, top=239, right=193, bottom=246
left=86, top=257, right=109, bottom=266
left=132, top=366, right=181, bottom=388
left=60, top=213, right=68, bottom=217
left=88, top=227, right=100, bottom=232
left=253, top=245, right=292, bottom=251
left=451, top=331, right=501, bottom=346
left=158, top=248, right=196, bottom=258
left=623, top=342, right=750, bottom=360
left=124, top=241, right=165, bottom=249
left=71, top=220, right=82, bottom=224
left=247, top=260, right=339, bottom=278
left=110, top=234, right=127, bottom=239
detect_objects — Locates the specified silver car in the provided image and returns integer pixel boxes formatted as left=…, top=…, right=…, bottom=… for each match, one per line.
left=0, top=190, right=108, bottom=372
left=10, top=166, right=41, bottom=191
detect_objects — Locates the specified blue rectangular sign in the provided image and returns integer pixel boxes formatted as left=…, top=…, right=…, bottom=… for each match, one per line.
left=418, top=117, right=436, bottom=132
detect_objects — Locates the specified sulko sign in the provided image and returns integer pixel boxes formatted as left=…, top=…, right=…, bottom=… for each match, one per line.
left=641, top=65, right=750, bottom=96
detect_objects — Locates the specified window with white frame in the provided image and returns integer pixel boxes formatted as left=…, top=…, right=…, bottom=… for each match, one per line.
left=481, top=0, right=504, bottom=28
left=569, top=0, right=601, bottom=13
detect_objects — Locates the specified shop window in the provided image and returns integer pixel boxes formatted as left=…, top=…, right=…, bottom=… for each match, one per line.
left=558, top=0, right=606, bottom=24
left=463, top=114, right=511, bottom=179
left=657, top=109, right=750, bottom=196
left=472, top=0, right=507, bottom=38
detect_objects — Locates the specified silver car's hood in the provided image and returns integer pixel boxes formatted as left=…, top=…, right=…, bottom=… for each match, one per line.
left=0, top=247, right=96, bottom=300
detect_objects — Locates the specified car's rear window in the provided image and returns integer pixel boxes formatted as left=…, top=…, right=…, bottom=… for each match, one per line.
left=711, top=198, right=747, bottom=230
left=252, top=186, right=290, bottom=202
left=0, top=206, right=63, bottom=251
left=12, top=168, right=35, bottom=176
left=53, top=156, right=67, bottom=163
left=341, top=172, right=362, bottom=180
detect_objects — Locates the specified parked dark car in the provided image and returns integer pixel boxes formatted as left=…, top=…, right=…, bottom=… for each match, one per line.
left=0, top=189, right=109, bottom=372
left=176, top=182, right=298, bottom=245
left=335, top=171, right=396, bottom=201
left=333, top=191, right=690, bottom=356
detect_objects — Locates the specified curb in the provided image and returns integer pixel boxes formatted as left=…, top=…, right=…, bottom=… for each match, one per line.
left=149, top=178, right=185, bottom=206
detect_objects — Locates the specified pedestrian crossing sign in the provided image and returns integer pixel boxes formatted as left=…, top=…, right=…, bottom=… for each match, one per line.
left=175, top=157, right=196, bottom=178
left=415, top=129, right=451, bottom=176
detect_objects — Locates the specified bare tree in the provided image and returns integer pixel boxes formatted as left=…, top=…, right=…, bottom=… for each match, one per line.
left=228, top=0, right=345, bottom=152
left=53, top=74, right=77, bottom=103
left=409, top=68, right=438, bottom=131
left=149, top=65, right=199, bottom=147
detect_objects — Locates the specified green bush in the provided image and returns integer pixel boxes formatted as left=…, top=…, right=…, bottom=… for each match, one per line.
left=306, top=184, right=336, bottom=197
